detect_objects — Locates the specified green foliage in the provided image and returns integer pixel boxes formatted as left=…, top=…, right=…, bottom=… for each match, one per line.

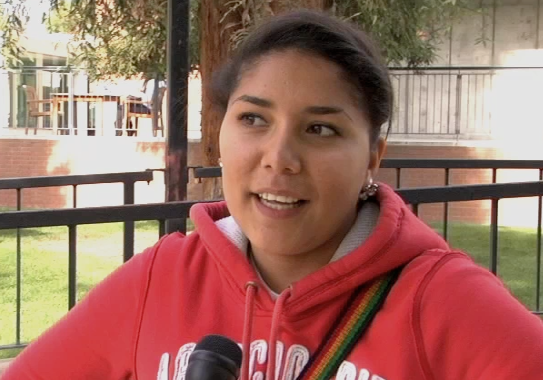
left=333, top=0, right=478, bottom=66
left=219, top=0, right=479, bottom=67
left=44, top=1, right=72, bottom=34
left=0, top=0, right=29, bottom=66
left=1, top=0, right=200, bottom=78
left=1, top=0, right=479, bottom=75
left=59, top=0, right=168, bottom=80
left=64, top=0, right=202, bottom=80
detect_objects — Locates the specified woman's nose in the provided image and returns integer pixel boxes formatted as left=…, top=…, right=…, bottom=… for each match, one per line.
left=260, top=130, right=302, bottom=175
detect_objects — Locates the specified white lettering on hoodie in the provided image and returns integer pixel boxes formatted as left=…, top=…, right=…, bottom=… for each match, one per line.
left=159, top=340, right=387, bottom=380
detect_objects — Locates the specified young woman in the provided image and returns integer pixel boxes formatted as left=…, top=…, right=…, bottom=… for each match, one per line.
left=4, top=10, right=543, bottom=380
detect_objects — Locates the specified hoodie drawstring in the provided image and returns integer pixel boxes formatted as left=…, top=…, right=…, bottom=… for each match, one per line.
left=266, top=288, right=291, bottom=380
left=241, top=283, right=292, bottom=380
left=241, top=282, right=258, bottom=380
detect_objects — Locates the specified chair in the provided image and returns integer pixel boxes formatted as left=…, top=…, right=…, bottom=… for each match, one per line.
left=22, top=85, right=56, bottom=135
left=124, top=87, right=166, bottom=137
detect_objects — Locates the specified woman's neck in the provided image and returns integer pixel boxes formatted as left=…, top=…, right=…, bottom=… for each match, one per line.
left=249, top=246, right=333, bottom=294
left=248, top=212, right=357, bottom=294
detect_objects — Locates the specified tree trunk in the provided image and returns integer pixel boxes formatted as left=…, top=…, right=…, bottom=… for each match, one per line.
left=199, top=0, right=333, bottom=200
left=200, top=0, right=241, bottom=200
left=151, top=72, right=159, bottom=136
left=271, top=0, right=333, bottom=14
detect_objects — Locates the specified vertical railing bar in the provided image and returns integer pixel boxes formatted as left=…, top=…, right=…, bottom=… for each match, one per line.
left=473, top=74, right=485, bottom=133
left=15, top=188, right=22, bottom=344
left=159, top=219, right=166, bottom=238
left=404, top=74, right=410, bottom=134
left=432, top=73, right=437, bottom=134
left=68, top=224, right=77, bottom=309
left=424, top=74, right=433, bottom=133
left=537, top=168, right=543, bottom=311
left=396, top=74, right=401, bottom=133
left=123, top=181, right=135, bottom=262
left=70, top=185, right=78, bottom=309
left=447, top=72, right=453, bottom=133
left=443, top=169, right=450, bottom=241
left=490, top=198, right=499, bottom=275
left=396, top=168, right=402, bottom=189
left=467, top=74, right=471, bottom=133
left=490, top=168, right=499, bottom=274
left=68, top=72, right=75, bottom=135
left=418, top=75, right=422, bottom=134
left=455, top=74, right=462, bottom=134
left=440, top=74, right=445, bottom=134
left=412, top=73, right=417, bottom=133
left=489, top=70, right=495, bottom=134
left=482, top=74, right=487, bottom=132
left=412, top=203, right=419, bottom=217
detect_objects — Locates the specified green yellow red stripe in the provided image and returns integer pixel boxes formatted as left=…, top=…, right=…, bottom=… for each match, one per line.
left=297, top=271, right=398, bottom=380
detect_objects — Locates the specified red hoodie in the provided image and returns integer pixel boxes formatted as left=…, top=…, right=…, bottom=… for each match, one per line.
left=4, top=183, right=543, bottom=380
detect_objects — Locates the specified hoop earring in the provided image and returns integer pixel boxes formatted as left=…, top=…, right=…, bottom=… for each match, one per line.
left=359, top=178, right=378, bottom=201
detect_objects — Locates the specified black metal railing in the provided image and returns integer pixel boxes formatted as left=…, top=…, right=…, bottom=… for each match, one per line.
left=0, top=170, right=155, bottom=262
left=0, top=200, right=197, bottom=352
left=191, top=158, right=543, bottom=181
left=1, top=164, right=543, bottom=352
left=0, top=171, right=154, bottom=351
left=191, top=159, right=543, bottom=314
left=192, top=159, right=543, bottom=238
left=382, top=159, right=543, bottom=249
left=386, top=66, right=543, bottom=138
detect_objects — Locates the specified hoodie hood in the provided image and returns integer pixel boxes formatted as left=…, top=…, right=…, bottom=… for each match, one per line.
left=189, top=182, right=449, bottom=315
left=215, top=199, right=380, bottom=299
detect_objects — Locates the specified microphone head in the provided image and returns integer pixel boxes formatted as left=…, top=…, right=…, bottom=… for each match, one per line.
left=194, top=334, right=242, bottom=369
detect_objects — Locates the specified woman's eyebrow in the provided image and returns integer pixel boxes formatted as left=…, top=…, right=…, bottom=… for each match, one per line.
left=232, top=95, right=353, bottom=121
left=305, top=106, right=353, bottom=121
left=233, top=95, right=274, bottom=108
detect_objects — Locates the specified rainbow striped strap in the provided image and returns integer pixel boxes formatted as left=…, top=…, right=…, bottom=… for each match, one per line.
left=296, top=268, right=402, bottom=380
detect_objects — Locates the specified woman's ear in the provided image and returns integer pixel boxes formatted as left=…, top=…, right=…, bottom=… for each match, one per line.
left=368, top=137, right=387, bottom=177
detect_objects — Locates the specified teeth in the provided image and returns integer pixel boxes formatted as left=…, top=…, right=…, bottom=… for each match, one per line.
left=260, top=198, right=300, bottom=210
left=258, top=193, right=300, bottom=204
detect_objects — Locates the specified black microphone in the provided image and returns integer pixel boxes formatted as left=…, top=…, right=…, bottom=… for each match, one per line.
left=185, top=334, right=243, bottom=380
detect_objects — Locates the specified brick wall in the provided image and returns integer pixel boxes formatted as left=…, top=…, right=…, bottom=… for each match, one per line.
left=0, top=138, right=204, bottom=210
left=1, top=139, right=540, bottom=226
left=377, top=145, right=543, bottom=226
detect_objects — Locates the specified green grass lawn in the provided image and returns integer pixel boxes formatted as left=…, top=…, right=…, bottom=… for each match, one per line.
left=0, top=221, right=163, bottom=358
left=434, top=223, right=542, bottom=311
left=0, top=221, right=541, bottom=359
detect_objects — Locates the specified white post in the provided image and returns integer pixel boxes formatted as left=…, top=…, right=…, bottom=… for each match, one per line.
left=68, top=72, right=75, bottom=135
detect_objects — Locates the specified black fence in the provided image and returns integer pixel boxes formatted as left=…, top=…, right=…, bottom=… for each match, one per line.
left=386, top=66, right=543, bottom=138
left=0, top=170, right=155, bottom=263
left=192, top=158, right=543, bottom=314
left=1, top=160, right=543, bottom=352
left=0, top=171, right=154, bottom=352
left=193, top=158, right=543, bottom=241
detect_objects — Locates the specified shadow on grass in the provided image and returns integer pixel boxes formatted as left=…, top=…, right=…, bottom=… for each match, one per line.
left=0, top=220, right=162, bottom=242
left=0, top=228, right=58, bottom=240
left=0, top=347, right=23, bottom=360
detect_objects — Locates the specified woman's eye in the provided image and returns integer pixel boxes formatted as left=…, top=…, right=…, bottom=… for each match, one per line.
left=307, top=124, right=337, bottom=137
left=239, top=113, right=267, bottom=127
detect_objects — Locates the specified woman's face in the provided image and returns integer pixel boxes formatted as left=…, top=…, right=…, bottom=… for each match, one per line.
left=219, top=50, right=386, bottom=258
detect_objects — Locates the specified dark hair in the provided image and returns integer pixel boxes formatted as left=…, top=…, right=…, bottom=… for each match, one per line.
left=210, top=9, right=393, bottom=147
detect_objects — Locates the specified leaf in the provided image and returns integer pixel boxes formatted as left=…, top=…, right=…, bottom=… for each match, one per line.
left=1, top=0, right=478, bottom=73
